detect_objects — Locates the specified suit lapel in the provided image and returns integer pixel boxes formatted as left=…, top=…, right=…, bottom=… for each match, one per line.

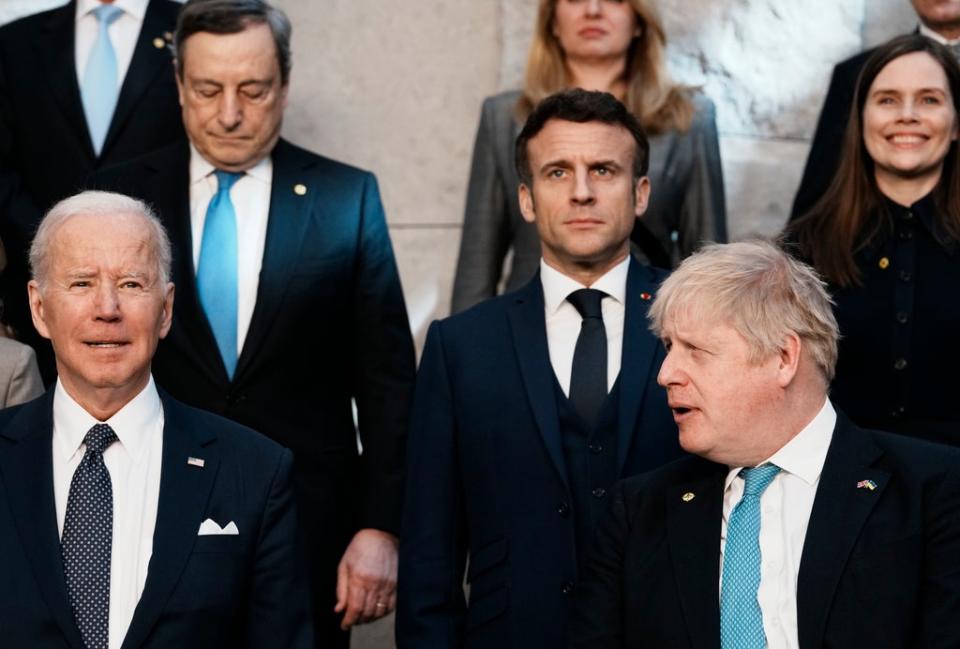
left=796, top=416, right=888, bottom=648
left=0, top=391, right=85, bottom=649
left=616, top=259, right=663, bottom=474
left=146, top=144, right=226, bottom=385
left=103, top=0, right=177, bottom=157
left=507, top=276, right=568, bottom=488
left=234, top=140, right=313, bottom=379
left=121, top=394, right=220, bottom=649
left=37, top=1, right=95, bottom=162
left=665, top=459, right=725, bottom=649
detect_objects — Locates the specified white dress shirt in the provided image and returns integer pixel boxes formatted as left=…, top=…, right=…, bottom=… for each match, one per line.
left=53, top=376, right=164, bottom=649
left=189, top=145, right=273, bottom=355
left=719, top=398, right=836, bottom=649
left=540, top=255, right=629, bottom=395
left=75, top=0, right=149, bottom=89
left=920, top=23, right=960, bottom=47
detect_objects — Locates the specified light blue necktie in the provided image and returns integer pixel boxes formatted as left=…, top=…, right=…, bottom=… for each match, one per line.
left=720, top=463, right=781, bottom=649
left=81, top=4, right=124, bottom=156
left=197, top=171, right=242, bottom=379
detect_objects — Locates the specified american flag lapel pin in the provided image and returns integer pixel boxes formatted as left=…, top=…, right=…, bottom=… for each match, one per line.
left=187, top=456, right=205, bottom=468
left=856, top=479, right=877, bottom=491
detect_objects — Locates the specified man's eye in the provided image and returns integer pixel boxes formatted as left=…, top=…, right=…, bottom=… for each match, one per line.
left=195, top=87, right=218, bottom=98
left=549, top=169, right=566, bottom=178
left=71, top=281, right=89, bottom=288
left=121, top=281, right=143, bottom=289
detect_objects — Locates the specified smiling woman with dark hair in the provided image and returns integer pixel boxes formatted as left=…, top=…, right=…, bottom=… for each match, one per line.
left=785, top=33, right=960, bottom=445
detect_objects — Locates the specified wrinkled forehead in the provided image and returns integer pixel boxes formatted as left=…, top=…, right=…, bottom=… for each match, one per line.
left=49, top=212, right=158, bottom=270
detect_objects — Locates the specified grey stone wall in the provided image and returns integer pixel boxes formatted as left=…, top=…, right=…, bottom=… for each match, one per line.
left=0, top=1, right=927, bottom=647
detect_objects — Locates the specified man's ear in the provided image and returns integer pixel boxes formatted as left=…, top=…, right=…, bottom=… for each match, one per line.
left=776, top=332, right=802, bottom=388
left=634, top=176, right=650, bottom=218
left=27, top=280, right=51, bottom=341
left=519, top=183, right=537, bottom=224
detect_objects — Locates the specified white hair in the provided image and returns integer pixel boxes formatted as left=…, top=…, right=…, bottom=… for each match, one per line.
left=648, top=240, right=840, bottom=381
left=30, top=190, right=172, bottom=288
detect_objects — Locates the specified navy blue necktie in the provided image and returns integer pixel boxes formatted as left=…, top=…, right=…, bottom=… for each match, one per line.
left=61, top=423, right=118, bottom=649
left=197, top=170, right=243, bottom=378
left=720, top=463, right=781, bottom=649
left=567, top=288, right=607, bottom=428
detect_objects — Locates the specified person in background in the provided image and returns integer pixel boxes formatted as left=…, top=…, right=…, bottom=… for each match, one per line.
left=93, top=1, right=416, bottom=646
left=569, top=240, right=960, bottom=649
left=398, top=89, right=681, bottom=649
left=791, top=0, right=960, bottom=218
left=0, top=336, right=42, bottom=408
left=450, top=0, right=725, bottom=314
left=786, top=34, right=960, bottom=446
left=0, top=0, right=185, bottom=381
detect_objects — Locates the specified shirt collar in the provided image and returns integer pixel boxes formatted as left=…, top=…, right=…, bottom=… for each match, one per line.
left=919, top=23, right=960, bottom=46
left=724, top=398, right=836, bottom=491
left=540, top=254, right=630, bottom=316
left=53, top=375, right=162, bottom=464
left=76, top=0, right=148, bottom=22
left=188, top=143, right=273, bottom=185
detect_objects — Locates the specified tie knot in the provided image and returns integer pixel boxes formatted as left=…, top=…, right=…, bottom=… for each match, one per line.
left=567, top=288, right=605, bottom=320
left=83, top=423, right=118, bottom=456
left=214, top=170, right=243, bottom=194
left=740, top=463, right=780, bottom=496
left=92, top=4, right=123, bottom=25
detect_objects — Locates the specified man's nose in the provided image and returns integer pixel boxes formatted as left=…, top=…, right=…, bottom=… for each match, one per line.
left=93, top=284, right=121, bottom=320
left=570, top=170, right=596, bottom=205
left=217, top=92, right=242, bottom=129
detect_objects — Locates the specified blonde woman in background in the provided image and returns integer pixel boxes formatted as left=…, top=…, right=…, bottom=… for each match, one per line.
left=451, top=0, right=726, bottom=313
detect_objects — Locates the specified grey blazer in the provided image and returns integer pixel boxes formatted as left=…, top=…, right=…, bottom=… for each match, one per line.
left=451, top=89, right=726, bottom=313
left=0, top=336, right=42, bottom=408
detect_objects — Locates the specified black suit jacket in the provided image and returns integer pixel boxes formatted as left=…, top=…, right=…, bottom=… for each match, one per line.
left=0, top=389, right=313, bottom=648
left=93, top=138, right=416, bottom=638
left=0, top=0, right=184, bottom=375
left=790, top=48, right=874, bottom=220
left=397, top=262, right=683, bottom=649
left=569, top=414, right=960, bottom=649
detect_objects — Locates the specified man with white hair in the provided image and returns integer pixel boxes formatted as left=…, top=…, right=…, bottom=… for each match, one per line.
left=569, top=240, right=960, bottom=648
left=0, top=190, right=312, bottom=648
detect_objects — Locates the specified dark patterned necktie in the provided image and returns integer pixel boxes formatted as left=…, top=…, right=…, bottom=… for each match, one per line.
left=567, top=288, right=608, bottom=428
left=61, top=423, right=118, bottom=649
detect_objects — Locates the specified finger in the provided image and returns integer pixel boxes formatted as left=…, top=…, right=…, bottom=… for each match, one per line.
left=334, top=560, right=349, bottom=613
left=360, top=586, right=380, bottom=624
left=341, top=578, right=368, bottom=629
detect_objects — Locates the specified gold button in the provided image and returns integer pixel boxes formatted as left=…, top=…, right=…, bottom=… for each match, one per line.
left=681, top=492, right=695, bottom=502
left=878, top=257, right=890, bottom=269
left=152, top=37, right=165, bottom=49
left=294, top=184, right=307, bottom=196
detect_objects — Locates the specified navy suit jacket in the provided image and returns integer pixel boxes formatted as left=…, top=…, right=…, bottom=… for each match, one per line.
left=0, top=389, right=313, bottom=648
left=92, top=138, right=416, bottom=638
left=569, top=414, right=960, bottom=649
left=397, top=261, right=682, bottom=649
left=0, top=0, right=185, bottom=379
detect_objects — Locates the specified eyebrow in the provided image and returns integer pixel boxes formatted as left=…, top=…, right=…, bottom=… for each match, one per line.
left=538, top=158, right=624, bottom=172
left=871, top=87, right=948, bottom=96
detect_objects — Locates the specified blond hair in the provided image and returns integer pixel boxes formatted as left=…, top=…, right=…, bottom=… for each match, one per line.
left=648, top=240, right=839, bottom=381
left=519, top=0, right=694, bottom=135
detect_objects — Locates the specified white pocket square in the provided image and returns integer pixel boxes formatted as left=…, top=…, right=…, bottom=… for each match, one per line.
left=197, top=518, right=239, bottom=536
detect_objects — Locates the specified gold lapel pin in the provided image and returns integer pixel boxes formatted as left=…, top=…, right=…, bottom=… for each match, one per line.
left=878, top=257, right=890, bottom=270
left=681, top=492, right=695, bottom=502
left=152, top=37, right=165, bottom=49
left=294, top=183, right=307, bottom=196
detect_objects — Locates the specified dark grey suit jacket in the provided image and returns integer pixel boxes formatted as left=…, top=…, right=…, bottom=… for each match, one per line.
left=451, top=90, right=726, bottom=313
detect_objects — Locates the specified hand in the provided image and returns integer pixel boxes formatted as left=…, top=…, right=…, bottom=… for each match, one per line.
left=334, top=528, right=399, bottom=629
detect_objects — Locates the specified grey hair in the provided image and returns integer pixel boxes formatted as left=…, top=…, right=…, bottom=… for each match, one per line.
left=174, top=0, right=292, bottom=85
left=648, top=240, right=840, bottom=382
left=30, top=191, right=172, bottom=288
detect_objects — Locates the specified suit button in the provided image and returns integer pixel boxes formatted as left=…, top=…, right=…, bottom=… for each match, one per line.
left=588, top=443, right=604, bottom=454
left=893, top=358, right=907, bottom=371
left=895, top=311, right=909, bottom=324
left=557, top=502, right=570, bottom=518
left=898, top=229, right=913, bottom=240
left=898, top=270, right=912, bottom=282
left=904, top=210, right=914, bottom=221
left=561, top=581, right=575, bottom=595
left=592, top=487, right=607, bottom=499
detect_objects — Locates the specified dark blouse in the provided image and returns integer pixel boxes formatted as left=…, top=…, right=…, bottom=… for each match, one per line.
left=829, top=193, right=960, bottom=446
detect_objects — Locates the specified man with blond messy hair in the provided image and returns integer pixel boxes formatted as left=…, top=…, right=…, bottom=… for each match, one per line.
left=570, top=240, right=960, bottom=649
